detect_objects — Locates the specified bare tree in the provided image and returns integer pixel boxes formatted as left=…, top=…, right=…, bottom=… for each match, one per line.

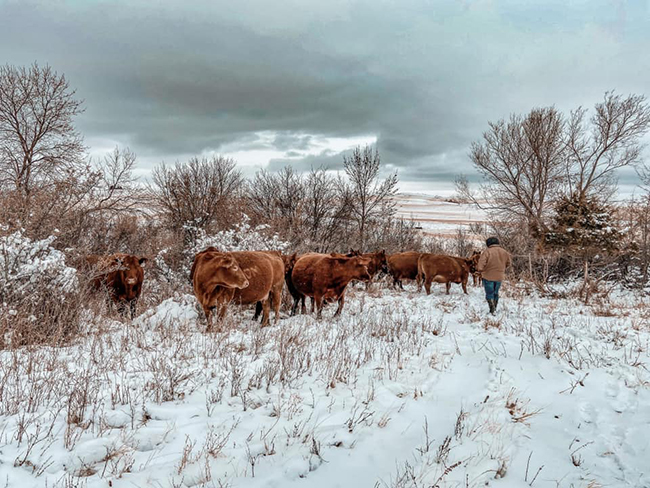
left=244, top=166, right=306, bottom=242
left=303, top=168, right=352, bottom=251
left=344, top=145, right=398, bottom=249
left=0, top=63, right=84, bottom=199
left=273, top=166, right=304, bottom=231
left=565, top=92, right=650, bottom=203
left=151, top=155, right=243, bottom=242
left=466, top=107, right=566, bottom=236
left=245, top=169, right=281, bottom=223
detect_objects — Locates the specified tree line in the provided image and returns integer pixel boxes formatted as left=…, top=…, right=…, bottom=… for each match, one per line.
left=2, top=62, right=650, bottom=288
left=0, top=63, right=415, bottom=269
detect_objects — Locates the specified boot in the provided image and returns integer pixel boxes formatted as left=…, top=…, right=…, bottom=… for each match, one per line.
left=494, top=297, right=499, bottom=311
left=487, top=299, right=496, bottom=315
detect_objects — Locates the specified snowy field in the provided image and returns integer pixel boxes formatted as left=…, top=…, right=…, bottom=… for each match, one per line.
left=1, top=280, right=649, bottom=487
left=395, top=193, right=487, bottom=237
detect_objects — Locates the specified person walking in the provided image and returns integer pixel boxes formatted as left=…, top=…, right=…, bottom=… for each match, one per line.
left=477, top=237, right=511, bottom=314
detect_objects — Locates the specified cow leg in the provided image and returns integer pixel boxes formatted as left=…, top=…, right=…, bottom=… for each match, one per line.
left=253, top=301, right=263, bottom=321
left=118, top=300, right=130, bottom=319
left=333, top=294, right=345, bottom=317
left=291, top=294, right=299, bottom=316
left=260, top=299, right=271, bottom=327
left=209, top=303, right=229, bottom=333
left=272, top=286, right=282, bottom=323
left=424, top=278, right=431, bottom=295
left=446, top=282, right=451, bottom=295
left=417, top=274, right=424, bottom=292
left=314, top=294, right=324, bottom=319
left=204, top=306, right=214, bottom=332
left=462, top=279, right=468, bottom=294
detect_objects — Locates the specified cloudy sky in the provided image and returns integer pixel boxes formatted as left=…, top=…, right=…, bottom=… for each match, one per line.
left=1, top=0, right=649, bottom=194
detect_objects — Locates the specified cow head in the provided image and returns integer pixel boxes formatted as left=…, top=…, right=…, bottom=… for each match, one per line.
left=216, top=255, right=249, bottom=289
left=282, top=253, right=298, bottom=277
left=112, top=254, right=146, bottom=300
left=467, top=252, right=481, bottom=274
left=350, top=256, right=372, bottom=282
left=374, top=250, right=389, bottom=275
left=347, top=249, right=362, bottom=257
left=461, top=258, right=474, bottom=273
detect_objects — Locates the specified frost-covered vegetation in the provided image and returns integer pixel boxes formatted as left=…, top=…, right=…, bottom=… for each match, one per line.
left=0, top=230, right=81, bottom=347
left=1, top=282, right=649, bottom=487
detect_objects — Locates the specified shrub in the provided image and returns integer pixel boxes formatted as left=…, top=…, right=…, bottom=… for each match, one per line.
left=0, top=229, right=82, bottom=347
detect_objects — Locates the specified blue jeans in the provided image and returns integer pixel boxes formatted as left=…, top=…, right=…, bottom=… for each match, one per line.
left=483, top=280, right=501, bottom=301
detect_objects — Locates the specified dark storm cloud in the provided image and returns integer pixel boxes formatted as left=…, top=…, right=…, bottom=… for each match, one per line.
left=1, top=0, right=649, bottom=189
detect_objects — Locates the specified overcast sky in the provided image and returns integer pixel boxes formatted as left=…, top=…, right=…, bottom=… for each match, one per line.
left=1, top=0, right=649, bottom=194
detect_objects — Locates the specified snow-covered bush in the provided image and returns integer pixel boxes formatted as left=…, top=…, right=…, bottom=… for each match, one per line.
left=0, top=229, right=78, bottom=298
left=0, top=229, right=81, bottom=347
left=189, top=214, right=290, bottom=254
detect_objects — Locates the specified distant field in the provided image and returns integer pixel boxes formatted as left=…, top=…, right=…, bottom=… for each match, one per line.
left=395, top=193, right=487, bottom=237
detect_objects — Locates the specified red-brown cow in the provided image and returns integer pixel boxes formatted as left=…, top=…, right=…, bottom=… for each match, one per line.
left=281, top=252, right=306, bottom=316
left=86, top=253, right=147, bottom=318
left=194, top=249, right=284, bottom=330
left=387, top=251, right=422, bottom=290
left=291, top=253, right=371, bottom=318
left=361, top=250, right=388, bottom=285
left=191, top=248, right=250, bottom=331
left=469, top=250, right=482, bottom=286
left=417, top=254, right=470, bottom=295
left=286, top=250, right=362, bottom=316
left=250, top=250, right=286, bottom=323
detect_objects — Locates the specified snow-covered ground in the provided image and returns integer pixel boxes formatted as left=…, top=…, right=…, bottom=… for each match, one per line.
left=395, top=193, right=487, bottom=237
left=1, top=280, right=649, bottom=487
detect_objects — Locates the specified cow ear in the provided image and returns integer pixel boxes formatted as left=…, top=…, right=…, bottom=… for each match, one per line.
left=139, top=257, right=148, bottom=267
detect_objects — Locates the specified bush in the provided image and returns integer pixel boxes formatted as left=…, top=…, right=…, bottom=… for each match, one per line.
left=0, top=229, right=82, bottom=347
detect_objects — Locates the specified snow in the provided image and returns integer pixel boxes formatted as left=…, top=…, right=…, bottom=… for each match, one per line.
left=1, top=280, right=649, bottom=487
left=395, top=193, right=487, bottom=237
left=0, top=229, right=78, bottom=297
left=190, top=214, right=291, bottom=254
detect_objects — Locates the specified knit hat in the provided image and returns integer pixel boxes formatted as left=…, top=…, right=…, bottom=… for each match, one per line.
left=486, top=237, right=499, bottom=247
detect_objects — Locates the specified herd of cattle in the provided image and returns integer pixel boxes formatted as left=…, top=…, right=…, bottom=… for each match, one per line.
left=86, top=249, right=483, bottom=330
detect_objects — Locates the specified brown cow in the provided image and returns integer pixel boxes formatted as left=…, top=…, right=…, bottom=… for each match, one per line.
left=417, top=254, right=470, bottom=295
left=191, top=248, right=250, bottom=331
left=281, top=252, right=307, bottom=316
left=86, top=253, right=147, bottom=318
left=361, top=250, right=388, bottom=284
left=469, top=250, right=482, bottom=286
left=228, top=251, right=284, bottom=327
left=285, top=250, right=362, bottom=316
left=251, top=250, right=286, bottom=323
left=291, top=253, right=371, bottom=318
left=387, top=251, right=422, bottom=290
